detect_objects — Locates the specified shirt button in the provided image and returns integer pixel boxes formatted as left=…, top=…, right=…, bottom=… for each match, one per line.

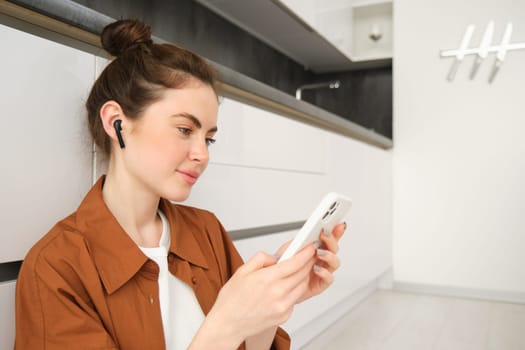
left=191, top=276, right=198, bottom=285
left=149, top=296, right=154, bottom=304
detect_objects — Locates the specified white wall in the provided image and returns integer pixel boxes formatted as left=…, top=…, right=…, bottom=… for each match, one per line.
left=393, top=0, right=525, bottom=298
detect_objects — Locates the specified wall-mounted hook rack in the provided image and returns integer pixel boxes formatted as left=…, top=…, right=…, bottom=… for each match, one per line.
left=440, top=21, right=525, bottom=83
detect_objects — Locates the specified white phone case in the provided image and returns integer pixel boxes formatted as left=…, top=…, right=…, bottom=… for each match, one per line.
left=278, top=192, right=352, bottom=262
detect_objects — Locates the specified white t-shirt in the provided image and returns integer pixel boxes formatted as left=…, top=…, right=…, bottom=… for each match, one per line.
left=139, top=211, right=206, bottom=350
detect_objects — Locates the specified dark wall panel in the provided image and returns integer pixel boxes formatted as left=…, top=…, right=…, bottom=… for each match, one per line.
left=302, top=68, right=393, bottom=139
left=0, top=261, right=22, bottom=282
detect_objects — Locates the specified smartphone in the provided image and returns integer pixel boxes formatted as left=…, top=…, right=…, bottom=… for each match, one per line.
left=278, top=192, right=352, bottom=262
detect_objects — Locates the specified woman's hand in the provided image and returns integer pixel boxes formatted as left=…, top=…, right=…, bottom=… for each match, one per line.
left=296, top=222, right=346, bottom=303
left=190, top=223, right=346, bottom=349
left=192, top=244, right=317, bottom=349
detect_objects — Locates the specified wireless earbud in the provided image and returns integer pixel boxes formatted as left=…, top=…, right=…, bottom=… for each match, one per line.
left=113, top=119, right=125, bottom=149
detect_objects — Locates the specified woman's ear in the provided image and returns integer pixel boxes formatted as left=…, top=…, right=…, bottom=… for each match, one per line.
left=100, top=101, right=126, bottom=149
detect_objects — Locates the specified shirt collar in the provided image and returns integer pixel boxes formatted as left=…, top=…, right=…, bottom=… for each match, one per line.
left=159, top=198, right=209, bottom=270
left=75, top=176, right=208, bottom=295
left=75, top=176, right=145, bottom=294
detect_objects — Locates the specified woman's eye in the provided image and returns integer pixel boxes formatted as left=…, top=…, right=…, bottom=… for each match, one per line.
left=178, top=127, right=192, bottom=135
left=206, top=138, right=216, bottom=146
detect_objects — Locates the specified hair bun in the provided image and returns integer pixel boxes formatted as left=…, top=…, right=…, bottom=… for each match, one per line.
left=101, top=19, right=153, bottom=56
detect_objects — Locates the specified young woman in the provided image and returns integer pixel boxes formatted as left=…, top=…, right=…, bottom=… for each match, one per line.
left=15, top=19, right=345, bottom=350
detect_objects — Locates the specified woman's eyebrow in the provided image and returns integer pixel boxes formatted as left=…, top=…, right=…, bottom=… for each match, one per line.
left=174, top=113, right=218, bottom=132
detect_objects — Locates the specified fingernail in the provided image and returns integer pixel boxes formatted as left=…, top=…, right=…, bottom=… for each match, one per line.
left=273, top=254, right=281, bottom=260
left=313, top=265, right=322, bottom=272
left=322, top=228, right=330, bottom=236
left=316, top=248, right=328, bottom=256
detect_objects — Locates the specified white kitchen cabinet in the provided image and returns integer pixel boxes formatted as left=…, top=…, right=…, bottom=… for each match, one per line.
left=352, top=1, right=393, bottom=61
left=0, top=23, right=95, bottom=263
left=93, top=56, right=111, bottom=181
left=0, top=281, right=16, bottom=349
left=280, top=0, right=393, bottom=62
left=185, top=97, right=329, bottom=230
left=210, top=98, right=327, bottom=174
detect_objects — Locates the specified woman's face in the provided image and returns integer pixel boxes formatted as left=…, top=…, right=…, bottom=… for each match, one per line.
left=121, top=79, right=218, bottom=202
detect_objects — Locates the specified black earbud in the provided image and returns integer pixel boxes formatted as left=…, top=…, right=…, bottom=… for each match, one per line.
left=113, top=119, right=125, bottom=149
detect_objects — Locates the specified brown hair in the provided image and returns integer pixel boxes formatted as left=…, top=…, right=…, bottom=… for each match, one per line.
left=86, top=19, right=218, bottom=156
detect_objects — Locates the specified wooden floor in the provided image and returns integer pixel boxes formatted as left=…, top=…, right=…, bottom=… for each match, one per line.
left=299, top=289, right=525, bottom=350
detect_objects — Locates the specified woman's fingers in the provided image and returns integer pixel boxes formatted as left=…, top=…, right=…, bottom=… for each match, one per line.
left=275, top=240, right=291, bottom=257
left=263, top=246, right=316, bottom=297
left=237, top=251, right=278, bottom=275
left=319, top=222, right=346, bottom=254
left=320, top=232, right=339, bottom=254
left=332, top=222, right=346, bottom=241
left=312, top=265, right=335, bottom=286
left=282, top=261, right=318, bottom=306
left=316, top=248, right=340, bottom=273
left=269, top=243, right=316, bottom=278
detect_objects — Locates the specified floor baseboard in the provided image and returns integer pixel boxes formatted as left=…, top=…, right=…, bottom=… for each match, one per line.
left=393, top=281, right=525, bottom=305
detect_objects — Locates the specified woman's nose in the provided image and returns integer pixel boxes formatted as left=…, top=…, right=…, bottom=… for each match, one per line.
left=189, top=138, right=209, bottom=162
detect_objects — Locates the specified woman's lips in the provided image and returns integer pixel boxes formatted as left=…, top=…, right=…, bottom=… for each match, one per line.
left=177, top=170, right=199, bottom=185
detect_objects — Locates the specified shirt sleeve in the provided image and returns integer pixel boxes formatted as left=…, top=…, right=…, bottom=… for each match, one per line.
left=211, top=214, right=291, bottom=350
left=15, top=249, right=118, bottom=350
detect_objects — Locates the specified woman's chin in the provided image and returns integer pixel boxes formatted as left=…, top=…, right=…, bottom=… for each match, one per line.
left=163, top=188, right=192, bottom=203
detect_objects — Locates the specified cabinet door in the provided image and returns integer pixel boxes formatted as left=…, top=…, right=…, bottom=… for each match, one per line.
left=0, top=281, right=16, bottom=349
left=0, top=24, right=94, bottom=262
left=186, top=97, right=329, bottom=230
left=93, top=56, right=110, bottom=180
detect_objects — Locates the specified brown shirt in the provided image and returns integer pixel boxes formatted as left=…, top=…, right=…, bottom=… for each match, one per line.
left=15, top=177, right=290, bottom=350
